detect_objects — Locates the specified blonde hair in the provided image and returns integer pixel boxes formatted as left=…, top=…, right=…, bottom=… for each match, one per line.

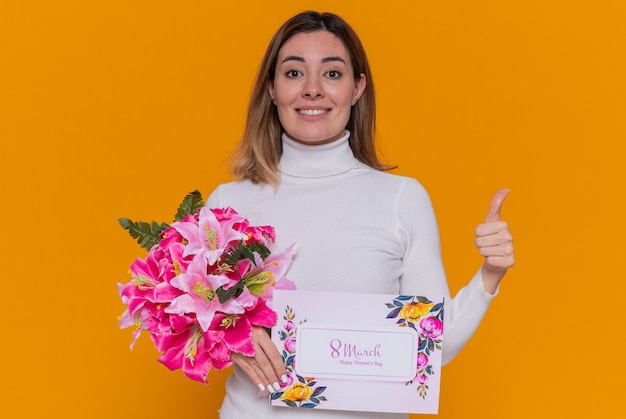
left=231, top=11, right=392, bottom=185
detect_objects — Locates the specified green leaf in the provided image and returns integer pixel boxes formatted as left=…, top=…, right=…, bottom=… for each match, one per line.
left=392, top=299, right=404, bottom=307
left=118, top=218, right=169, bottom=251
left=174, top=190, right=204, bottom=221
left=216, top=282, right=244, bottom=303
left=221, top=241, right=271, bottom=266
left=386, top=307, right=401, bottom=319
left=416, top=296, right=434, bottom=304
left=312, top=386, right=326, bottom=397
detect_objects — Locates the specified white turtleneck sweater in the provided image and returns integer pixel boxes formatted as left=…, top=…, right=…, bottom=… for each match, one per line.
left=206, top=132, right=496, bottom=419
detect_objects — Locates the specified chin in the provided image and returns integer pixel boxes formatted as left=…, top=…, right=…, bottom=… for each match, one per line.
left=288, top=131, right=345, bottom=145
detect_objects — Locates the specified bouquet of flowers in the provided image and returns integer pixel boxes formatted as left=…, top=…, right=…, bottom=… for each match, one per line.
left=117, top=190, right=296, bottom=384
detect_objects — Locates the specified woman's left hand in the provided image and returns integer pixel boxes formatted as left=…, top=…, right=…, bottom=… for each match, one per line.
left=475, top=188, right=515, bottom=294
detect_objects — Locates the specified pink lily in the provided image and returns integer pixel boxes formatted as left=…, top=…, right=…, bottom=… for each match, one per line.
left=211, top=207, right=243, bottom=223
left=208, top=339, right=233, bottom=370
left=240, top=243, right=297, bottom=305
left=120, top=254, right=162, bottom=316
left=121, top=250, right=183, bottom=318
left=165, top=254, right=245, bottom=331
left=154, top=242, right=189, bottom=304
left=210, top=298, right=278, bottom=357
left=245, top=224, right=276, bottom=247
left=155, top=320, right=224, bottom=384
left=171, top=207, right=248, bottom=265
left=118, top=282, right=168, bottom=349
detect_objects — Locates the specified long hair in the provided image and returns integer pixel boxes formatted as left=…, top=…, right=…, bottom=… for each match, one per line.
left=231, top=11, right=392, bottom=185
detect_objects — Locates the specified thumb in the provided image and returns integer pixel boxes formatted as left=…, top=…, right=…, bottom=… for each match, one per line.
left=485, top=188, right=510, bottom=223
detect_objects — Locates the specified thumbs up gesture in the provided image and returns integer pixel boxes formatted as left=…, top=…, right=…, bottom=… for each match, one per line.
left=475, top=189, right=515, bottom=293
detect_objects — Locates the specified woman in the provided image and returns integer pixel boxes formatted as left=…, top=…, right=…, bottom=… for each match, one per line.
left=207, top=10, right=514, bottom=419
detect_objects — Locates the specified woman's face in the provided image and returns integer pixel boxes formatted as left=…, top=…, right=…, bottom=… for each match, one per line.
left=269, top=31, right=366, bottom=145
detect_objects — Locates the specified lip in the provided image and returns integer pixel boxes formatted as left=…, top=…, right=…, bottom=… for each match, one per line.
left=295, top=106, right=331, bottom=120
left=297, top=109, right=328, bottom=116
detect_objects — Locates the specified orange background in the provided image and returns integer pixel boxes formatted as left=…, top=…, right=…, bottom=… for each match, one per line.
left=1, top=0, right=624, bottom=418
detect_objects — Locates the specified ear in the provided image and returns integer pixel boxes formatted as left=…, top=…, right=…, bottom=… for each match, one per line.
left=352, top=73, right=366, bottom=106
left=267, top=78, right=277, bottom=104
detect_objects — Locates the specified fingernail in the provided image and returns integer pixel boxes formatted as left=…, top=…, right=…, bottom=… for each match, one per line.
left=257, top=383, right=265, bottom=392
left=273, top=382, right=280, bottom=391
left=280, top=374, right=288, bottom=383
left=267, top=385, right=275, bottom=394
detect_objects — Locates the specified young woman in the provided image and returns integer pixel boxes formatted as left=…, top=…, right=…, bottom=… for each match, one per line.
left=206, top=10, right=514, bottom=419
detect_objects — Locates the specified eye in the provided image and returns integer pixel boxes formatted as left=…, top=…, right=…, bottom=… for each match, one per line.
left=326, top=70, right=342, bottom=79
left=285, top=70, right=301, bottom=78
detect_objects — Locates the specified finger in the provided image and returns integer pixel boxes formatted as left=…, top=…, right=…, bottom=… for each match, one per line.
left=477, top=243, right=515, bottom=259
left=475, top=230, right=513, bottom=248
left=250, top=328, right=285, bottom=392
left=257, top=331, right=287, bottom=380
left=230, top=352, right=269, bottom=393
left=485, top=188, right=510, bottom=223
left=475, top=220, right=509, bottom=237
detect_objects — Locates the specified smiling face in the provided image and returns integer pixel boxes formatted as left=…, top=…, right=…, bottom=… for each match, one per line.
left=268, top=31, right=366, bottom=145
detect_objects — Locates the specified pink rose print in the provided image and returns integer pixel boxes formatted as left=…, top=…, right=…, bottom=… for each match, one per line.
left=417, top=353, right=429, bottom=370
left=284, top=336, right=296, bottom=353
left=420, top=317, right=444, bottom=339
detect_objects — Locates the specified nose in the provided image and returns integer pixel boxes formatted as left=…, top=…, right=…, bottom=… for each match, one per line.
left=302, top=76, right=324, bottom=99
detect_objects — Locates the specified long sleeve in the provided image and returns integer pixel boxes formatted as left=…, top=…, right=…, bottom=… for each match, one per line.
left=395, top=178, right=497, bottom=364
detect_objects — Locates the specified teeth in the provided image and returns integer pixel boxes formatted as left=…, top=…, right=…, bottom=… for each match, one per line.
left=298, top=109, right=327, bottom=116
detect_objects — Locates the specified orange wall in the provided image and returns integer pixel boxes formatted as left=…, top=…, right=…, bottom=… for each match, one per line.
left=1, top=1, right=624, bottom=418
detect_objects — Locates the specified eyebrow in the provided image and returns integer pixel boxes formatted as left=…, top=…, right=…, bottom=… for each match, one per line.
left=280, top=55, right=346, bottom=64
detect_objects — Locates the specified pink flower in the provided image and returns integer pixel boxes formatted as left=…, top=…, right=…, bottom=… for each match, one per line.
left=121, top=254, right=161, bottom=314
left=118, top=283, right=155, bottom=350
left=211, top=207, right=240, bottom=222
left=240, top=243, right=297, bottom=305
left=158, top=225, right=185, bottom=254
left=420, top=317, right=444, bottom=339
left=207, top=339, right=233, bottom=370
left=417, top=353, right=429, bottom=370
left=417, top=374, right=429, bottom=385
left=245, top=225, right=276, bottom=246
left=210, top=299, right=278, bottom=357
left=165, top=254, right=245, bottom=331
left=154, top=320, right=225, bottom=384
left=279, top=371, right=295, bottom=388
left=117, top=197, right=299, bottom=386
left=171, top=207, right=248, bottom=265
left=284, top=320, right=295, bottom=331
left=284, top=336, right=297, bottom=353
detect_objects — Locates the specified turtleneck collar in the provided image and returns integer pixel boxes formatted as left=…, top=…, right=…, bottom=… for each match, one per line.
left=277, top=131, right=361, bottom=179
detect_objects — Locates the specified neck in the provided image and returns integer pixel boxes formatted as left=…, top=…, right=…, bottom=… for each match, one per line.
left=278, top=131, right=360, bottom=179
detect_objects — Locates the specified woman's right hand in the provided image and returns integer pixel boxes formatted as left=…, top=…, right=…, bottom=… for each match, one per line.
left=230, top=326, right=288, bottom=394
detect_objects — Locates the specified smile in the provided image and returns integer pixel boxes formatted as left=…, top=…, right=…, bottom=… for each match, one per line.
left=297, top=109, right=328, bottom=116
